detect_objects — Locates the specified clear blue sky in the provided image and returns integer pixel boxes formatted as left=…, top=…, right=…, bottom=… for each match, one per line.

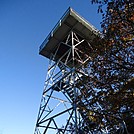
left=0, top=0, right=102, bottom=134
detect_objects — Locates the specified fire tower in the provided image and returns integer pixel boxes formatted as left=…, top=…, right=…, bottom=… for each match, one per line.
left=34, top=8, right=100, bottom=134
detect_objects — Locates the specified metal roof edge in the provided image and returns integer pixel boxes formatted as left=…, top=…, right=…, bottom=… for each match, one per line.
left=39, top=7, right=101, bottom=54
left=39, top=7, right=71, bottom=53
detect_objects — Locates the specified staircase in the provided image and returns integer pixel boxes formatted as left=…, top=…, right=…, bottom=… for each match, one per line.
left=51, top=77, right=96, bottom=130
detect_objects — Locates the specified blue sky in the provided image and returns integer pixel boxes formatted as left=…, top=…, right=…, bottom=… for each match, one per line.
left=0, top=0, right=102, bottom=134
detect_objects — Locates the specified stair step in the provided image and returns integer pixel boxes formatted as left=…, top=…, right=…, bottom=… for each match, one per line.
left=69, top=92, right=74, bottom=96
left=66, top=88, right=73, bottom=92
left=51, top=80, right=90, bottom=126
left=69, top=94, right=74, bottom=99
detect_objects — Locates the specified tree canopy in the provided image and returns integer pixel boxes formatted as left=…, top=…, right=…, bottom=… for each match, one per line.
left=75, top=0, right=134, bottom=133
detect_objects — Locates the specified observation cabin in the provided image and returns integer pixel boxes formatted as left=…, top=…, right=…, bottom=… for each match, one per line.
left=39, top=7, right=100, bottom=68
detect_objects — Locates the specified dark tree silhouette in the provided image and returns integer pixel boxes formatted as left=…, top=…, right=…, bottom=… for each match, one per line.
left=69, top=0, right=134, bottom=133
left=86, top=0, right=134, bottom=133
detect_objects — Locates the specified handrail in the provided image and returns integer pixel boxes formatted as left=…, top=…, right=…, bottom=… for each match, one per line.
left=39, top=7, right=71, bottom=52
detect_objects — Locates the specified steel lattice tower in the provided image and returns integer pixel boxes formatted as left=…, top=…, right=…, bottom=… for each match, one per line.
left=34, top=8, right=100, bottom=134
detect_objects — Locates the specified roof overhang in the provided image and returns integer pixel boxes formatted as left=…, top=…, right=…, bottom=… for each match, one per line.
left=39, top=7, right=100, bottom=59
